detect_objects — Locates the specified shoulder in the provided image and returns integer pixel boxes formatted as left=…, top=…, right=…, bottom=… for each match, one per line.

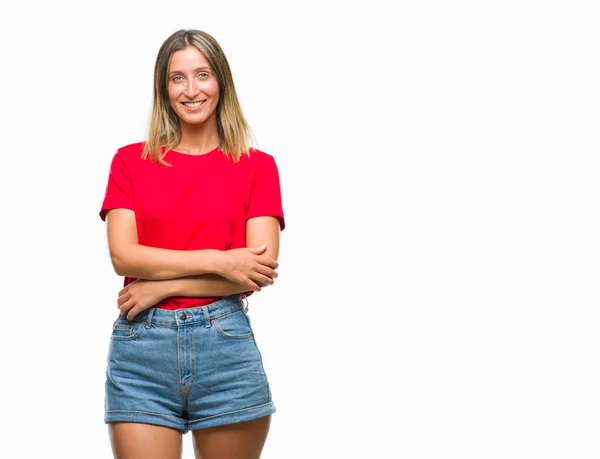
left=240, top=148, right=282, bottom=187
left=249, top=146, right=275, bottom=160
left=110, top=141, right=146, bottom=170
left=243, top=147, right=277, bottom=168
left=116, top=141, right=145, bottom=159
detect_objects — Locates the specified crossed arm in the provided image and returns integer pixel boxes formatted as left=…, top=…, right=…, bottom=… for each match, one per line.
left=105, top=208, right=280, bottom=318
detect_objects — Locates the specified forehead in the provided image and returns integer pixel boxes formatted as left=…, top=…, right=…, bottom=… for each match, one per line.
left=169, top=46, right=210, bottom=71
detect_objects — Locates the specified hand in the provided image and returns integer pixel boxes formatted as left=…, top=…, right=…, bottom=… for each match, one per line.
left=117, top=279, right=168, bottom=320
left=216, top=244, right=278, bottom=291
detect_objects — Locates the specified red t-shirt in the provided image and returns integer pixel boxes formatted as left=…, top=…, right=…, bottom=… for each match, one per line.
left=99, top=141, right=285, bottom=310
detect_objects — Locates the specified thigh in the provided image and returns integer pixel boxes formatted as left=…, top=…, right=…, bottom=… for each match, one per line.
left=192, top=415, right=271, bottom=459
left=109, top=423, right=182, bottom=459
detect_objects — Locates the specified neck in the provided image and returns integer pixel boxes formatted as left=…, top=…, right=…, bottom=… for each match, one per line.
left=177, top=116, right=220, bottom=154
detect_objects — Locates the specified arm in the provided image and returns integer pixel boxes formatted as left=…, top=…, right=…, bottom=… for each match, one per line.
left=117, top=216, right=281, bottom=319
left=161, top=273, right=258, bottom=298
left=156, top=216, right=281, bottom=297
left=107, top=209, right=279, bottom=291
left=106, top=208, right=222, bottom=280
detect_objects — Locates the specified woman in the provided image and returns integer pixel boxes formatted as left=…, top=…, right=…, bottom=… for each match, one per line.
left=99, top=29, right=285, bottom=459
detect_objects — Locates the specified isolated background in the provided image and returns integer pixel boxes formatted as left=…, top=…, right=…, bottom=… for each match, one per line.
left=1, top=1, right=598, bottom=458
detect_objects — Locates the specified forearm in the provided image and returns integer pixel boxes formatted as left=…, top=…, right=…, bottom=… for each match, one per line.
left=162, top=274, right=252, bottom=298
left=114, top=245, right=223, bottom=281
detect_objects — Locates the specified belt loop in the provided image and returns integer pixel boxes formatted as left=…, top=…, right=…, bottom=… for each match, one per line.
left=145, top=308, right=154, bottom=328
left=243, top=295, right=249, bottom=312
left=201, top=305, right=212, bottom=328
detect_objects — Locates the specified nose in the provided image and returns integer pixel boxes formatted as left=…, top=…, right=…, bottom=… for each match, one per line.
left=184, top=79, right=199, bottom=98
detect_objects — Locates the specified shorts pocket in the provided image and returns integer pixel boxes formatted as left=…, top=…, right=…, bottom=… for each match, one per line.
left=110, top=316, right=145, bottom=341
left=213, top=309, right=254, bottom=340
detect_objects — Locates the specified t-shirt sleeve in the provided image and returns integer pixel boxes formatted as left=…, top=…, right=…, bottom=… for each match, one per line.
left=246, top=153, right=285, bottom=231
left=99, top=150, right=134, bottom=222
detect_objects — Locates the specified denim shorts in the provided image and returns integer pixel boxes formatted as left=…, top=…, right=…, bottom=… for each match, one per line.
left=104, top=294, right=276, bottom=433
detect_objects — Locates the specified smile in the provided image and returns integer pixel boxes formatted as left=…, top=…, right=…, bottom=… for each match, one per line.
left=182, top=101, right=206, bottom=108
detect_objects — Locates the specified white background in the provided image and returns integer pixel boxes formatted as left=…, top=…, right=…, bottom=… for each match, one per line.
left=1, top=0, right=598, bottom=458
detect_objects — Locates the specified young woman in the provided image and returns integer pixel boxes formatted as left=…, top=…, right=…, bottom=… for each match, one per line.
left=99, top=29, right=285, bottom=459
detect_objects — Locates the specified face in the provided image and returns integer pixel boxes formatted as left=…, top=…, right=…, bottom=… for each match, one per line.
left=167, top=46, right=220, bottom=126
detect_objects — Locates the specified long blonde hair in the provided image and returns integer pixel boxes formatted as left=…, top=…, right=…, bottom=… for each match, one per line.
left=142, top=29, right=255, bottom=165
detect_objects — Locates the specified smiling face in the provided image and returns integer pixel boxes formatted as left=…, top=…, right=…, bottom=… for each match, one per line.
left=167, top=46, right=220, bottom=126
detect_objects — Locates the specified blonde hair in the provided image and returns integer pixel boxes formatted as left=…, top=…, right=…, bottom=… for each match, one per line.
left=142, top=29, right=255, bottom=165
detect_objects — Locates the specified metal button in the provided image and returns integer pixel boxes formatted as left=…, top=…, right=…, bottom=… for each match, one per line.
left=179, top=313, right=186, bottom=321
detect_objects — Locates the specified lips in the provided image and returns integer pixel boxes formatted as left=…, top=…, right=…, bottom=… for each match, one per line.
left=182, top=100, right=206, bottom=108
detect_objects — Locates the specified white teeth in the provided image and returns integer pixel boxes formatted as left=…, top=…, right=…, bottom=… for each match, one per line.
left=183, top=101, right=205, bottom=108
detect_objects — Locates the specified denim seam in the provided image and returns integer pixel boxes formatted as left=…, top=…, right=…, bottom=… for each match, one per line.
left=110, top=323, right=145, bottom=341
left=131, top=307, right=245, bottom=333
left=213, top=308, right=242, bottom=321
left=106, top=409, right=184, bottom=423
left=212, top=319, right=254, bottom=340
left=177, top=326, right=188, bottom=403
left=106, top=368, right=120, bottom=390
left=151, top=321, right=181, bottom=327
left=252, top=335, right=273, bottom=402
left=186, top=402, right=274, bottom=425
left=149, top=307, right=243, bottom=328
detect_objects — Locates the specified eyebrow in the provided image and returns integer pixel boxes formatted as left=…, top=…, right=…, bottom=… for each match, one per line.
left=169, top=67, right=211, bottom=75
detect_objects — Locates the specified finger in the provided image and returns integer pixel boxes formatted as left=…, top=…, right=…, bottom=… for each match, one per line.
left=258, top=257, right=278, bottom=269
left=244, top=278, right=262, bottom=291
left=251, top=271, right=274, bottom=285
left=126, top=307, right=139, bottom=321
left=255, top=265, right=278, bottom=279
left=119, top=299, right=134, bottom=318
left=255, top=274, right=274, bottom=286
left=117, top=291, right=129, bottom=306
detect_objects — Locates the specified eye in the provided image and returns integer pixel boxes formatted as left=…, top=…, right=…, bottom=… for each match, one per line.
left=198, top=72, right=209, bottom=79
left=171, top=75, right=183, bottom=82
